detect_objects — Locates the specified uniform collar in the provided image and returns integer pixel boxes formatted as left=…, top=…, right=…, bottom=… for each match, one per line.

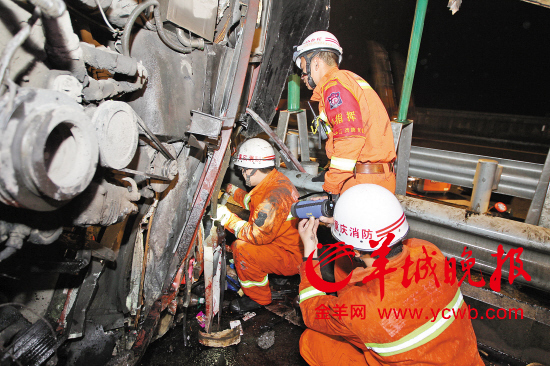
left=249, top=168, right=278, bottom=196
left=311, top=66, right=340, bottom=102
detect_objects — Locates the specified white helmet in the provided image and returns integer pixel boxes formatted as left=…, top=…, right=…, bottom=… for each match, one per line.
left=331, top=184, right=409, bottom=251
left=234, top=138, right=275, bottom=168
left=292, top=31, right=343, bottom=68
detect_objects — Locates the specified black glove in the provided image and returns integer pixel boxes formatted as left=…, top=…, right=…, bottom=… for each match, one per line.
left=312, top=170, right=326, bottom=182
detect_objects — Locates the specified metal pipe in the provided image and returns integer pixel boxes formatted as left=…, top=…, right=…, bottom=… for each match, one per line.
left=38, top=0, right=88, bottom=82
left=287, top=133, right=299, bottom=160
left=134, top=114, right=176, bottom=161
left=0, top=9, right=40, bottom=88
left=29, top=0, right=65, bottom=18
left=525, top=147, right=550, bottom=225
left=470, top=159, right=499, bottom=214
left=176, top=28, right=205, bottom=50
left=153, top=7, right=192, bottom=54
left=396, top=0, right=428, bottom=123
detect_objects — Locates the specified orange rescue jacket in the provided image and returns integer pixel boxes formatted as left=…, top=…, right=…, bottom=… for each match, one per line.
left=225, top=169, right=301, bottom=251
left=298, top=238, right=484, bottom=366
left=312, top=67, right=396, bottom=194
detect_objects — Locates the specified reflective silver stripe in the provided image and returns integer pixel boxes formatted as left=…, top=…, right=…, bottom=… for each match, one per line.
left=330, top=156, right=356, bottom=171
left=357, top=80, right=372, bottom=89
left=299, top=286, right=326, bottom=303
left=286, top=213, right=296, bottom=221
left=319, top=111, right=328, bottom=122
left=243, top=194, right=251, bottom=210
left=366, top=289, right=464, bottom=357
left=239, top=274, right=269, bottom=288
left=233, top=220, right=246, bottom=237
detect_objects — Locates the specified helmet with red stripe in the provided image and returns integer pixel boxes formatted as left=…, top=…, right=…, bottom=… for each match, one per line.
left=293, top=31, right=343, bottom=67
left=331, top=184, right=409, bottom=251
left=234, top=138, right=276, bottom=169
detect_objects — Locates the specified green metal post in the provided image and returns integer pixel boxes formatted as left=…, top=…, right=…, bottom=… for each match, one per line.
left=397, top=0, right=429, bottom=123
left=287, top=73, right=301, bottom=111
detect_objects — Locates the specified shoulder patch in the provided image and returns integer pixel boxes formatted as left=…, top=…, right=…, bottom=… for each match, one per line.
left=327, top=91, right=343, bottom=110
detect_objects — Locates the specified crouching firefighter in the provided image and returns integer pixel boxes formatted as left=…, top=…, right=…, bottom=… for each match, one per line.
left=297, top=184, right=484, bottom=366
left=214, top=138, right=303, bottom=312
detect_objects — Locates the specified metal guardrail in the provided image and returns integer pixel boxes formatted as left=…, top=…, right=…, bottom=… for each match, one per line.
left=408, top=146, right=543, bottom=199
left=399, top=194, right=550, bottom=293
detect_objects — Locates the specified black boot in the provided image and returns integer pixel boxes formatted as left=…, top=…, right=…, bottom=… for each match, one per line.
left=230, top=296, right=262, bottom=313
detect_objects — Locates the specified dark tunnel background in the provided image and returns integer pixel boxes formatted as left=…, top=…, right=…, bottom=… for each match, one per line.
left=327, top=0, right=550, bottom=118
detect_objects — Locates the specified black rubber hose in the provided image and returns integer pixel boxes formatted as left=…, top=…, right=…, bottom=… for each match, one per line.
left=152, top=6, right=192, bottom=53
left=122, top=0, right=159, bottom=57
left=122, top=0, right=192, bottom=56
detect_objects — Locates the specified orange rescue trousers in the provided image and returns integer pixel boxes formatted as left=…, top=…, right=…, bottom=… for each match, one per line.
left=300, top=330, right=370, bottom=366
left=232, top=239, right=302, bottom=304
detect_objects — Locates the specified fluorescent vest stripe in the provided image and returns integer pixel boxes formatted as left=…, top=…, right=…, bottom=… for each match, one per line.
left=286, top=213, right=296, bottom=221
left=233, top=220, right=246, bottom=237
left=243, top=194, right=251, bottom=210
left=239, top=274, right=269, bottom=288
left=330, top=157, right=356, bottom=171
left=299, top=286, right=326, bottom=303
left=319, top=111, right=328, bottom=122
left=365, top=289, right=464, bottom=357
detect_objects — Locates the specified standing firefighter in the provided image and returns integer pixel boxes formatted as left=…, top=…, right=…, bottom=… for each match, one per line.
left=297, top=184, right=484, bottom=365
left=293, top=31, right=396, bottom=194
left=215, top=138, right=303, bottom=312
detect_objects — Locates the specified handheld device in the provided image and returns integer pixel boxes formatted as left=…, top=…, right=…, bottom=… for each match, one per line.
left=291, top=198, right=335, bottom=219
left=308, top=101, right=328, bottom=141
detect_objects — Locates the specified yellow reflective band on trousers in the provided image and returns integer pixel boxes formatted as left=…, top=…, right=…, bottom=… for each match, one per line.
left=243, top=194, right=251, bottom=210
left=330, top=157, right=356, bottom=171
left=365, top=289, right=464, bottom=357
left=239, top=274, right=269, bottom=288
left=299, top=286, right=326, bottom=303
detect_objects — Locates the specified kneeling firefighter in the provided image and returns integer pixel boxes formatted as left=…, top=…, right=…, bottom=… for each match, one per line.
left=215, top=138, right=303, bottom=312
left=297, top=184, right=484, bottom=365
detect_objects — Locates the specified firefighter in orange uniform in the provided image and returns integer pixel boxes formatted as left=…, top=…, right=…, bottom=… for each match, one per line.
left=215, top=138, right=303, bottom=312
left=297, top=184, right=484, bottom=365
left=293, top=31, right=396, bottom=194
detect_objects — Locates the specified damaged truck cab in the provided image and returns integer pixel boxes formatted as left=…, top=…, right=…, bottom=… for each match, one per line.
left=0, top=0, right=329, bottom=364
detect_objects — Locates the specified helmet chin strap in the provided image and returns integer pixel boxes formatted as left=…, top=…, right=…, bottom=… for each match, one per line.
left=304, top=51, right=321, bottom=89
left=243, top=168, right=258, bottom=186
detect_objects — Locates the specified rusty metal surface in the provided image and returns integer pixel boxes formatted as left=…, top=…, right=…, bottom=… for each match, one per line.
left=127, top=30, right=209, bottom=139
left=188, top=111, right=224, bottom=139
left=124, top=0, right=260, bottom=362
